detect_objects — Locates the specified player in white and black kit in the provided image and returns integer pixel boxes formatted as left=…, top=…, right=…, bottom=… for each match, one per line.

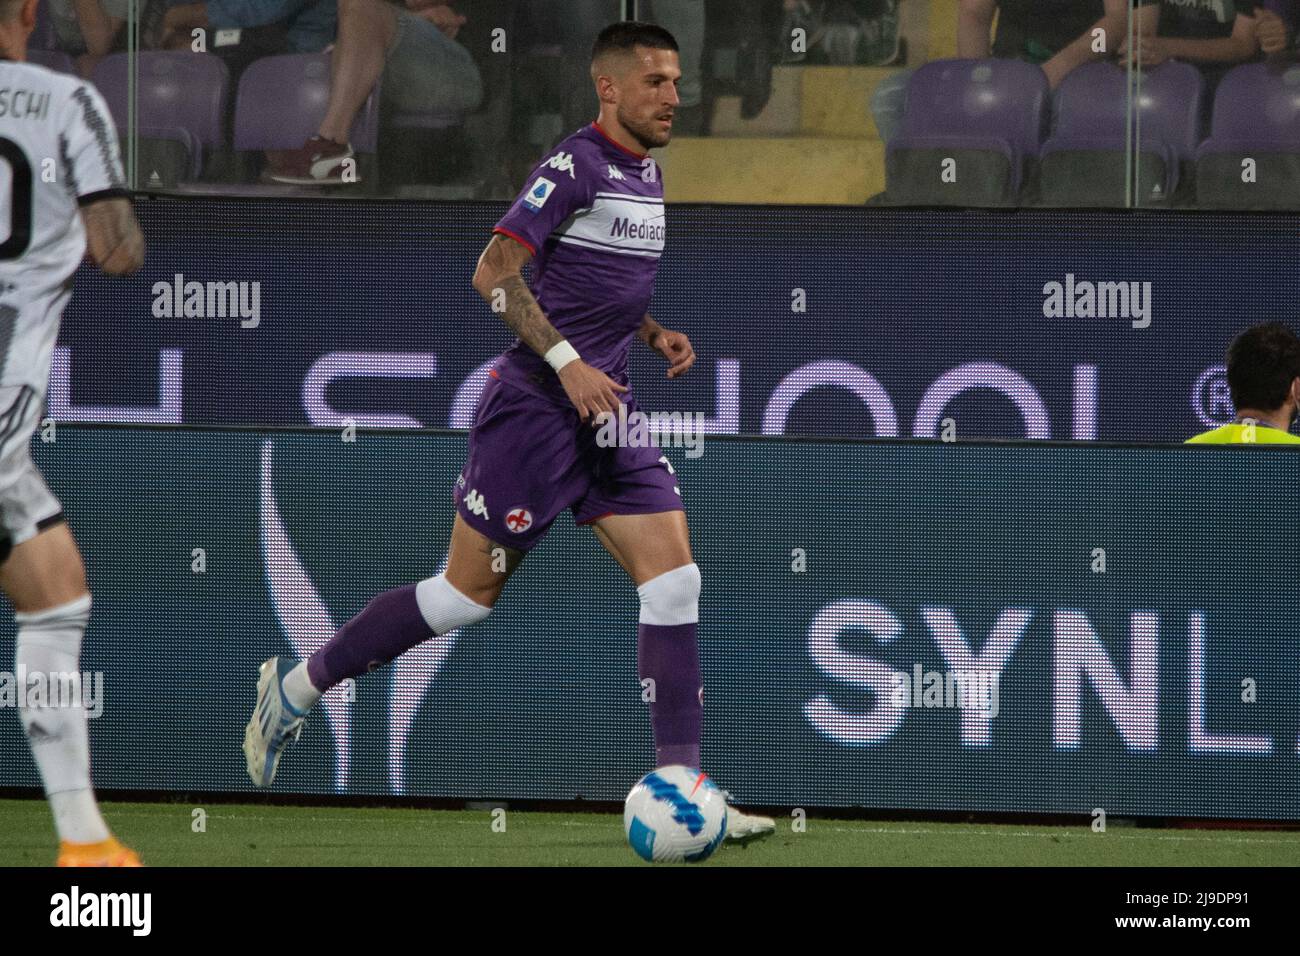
left=0, top=0, right=144, bottom=866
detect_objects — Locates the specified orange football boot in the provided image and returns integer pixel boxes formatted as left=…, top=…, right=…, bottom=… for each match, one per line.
left=56, top=836, right=142, bottom=867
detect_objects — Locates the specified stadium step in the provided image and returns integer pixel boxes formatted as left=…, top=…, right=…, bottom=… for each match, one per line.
left=658, top=135, right=884, bottom=204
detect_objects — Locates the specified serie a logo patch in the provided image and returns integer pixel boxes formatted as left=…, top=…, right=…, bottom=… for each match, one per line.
left=523, top=177, right=557, bottom=212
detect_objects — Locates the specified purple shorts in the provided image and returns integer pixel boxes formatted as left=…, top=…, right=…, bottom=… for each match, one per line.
left=454, top=374, right=684, bottom=551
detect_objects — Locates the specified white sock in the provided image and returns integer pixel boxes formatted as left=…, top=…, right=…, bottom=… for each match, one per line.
left=283, top=662, right=321, bottom=714
left=414, top=573, right=492, bottom=636
left=637, top=563, right=702, bottom=625
left=16, top=595, right=111, bottom=845
left=49, top=790, right=110, bottom=844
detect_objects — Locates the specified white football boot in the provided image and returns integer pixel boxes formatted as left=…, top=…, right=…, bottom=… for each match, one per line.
left=723, top=794, right=776, bottom=842
left=243, top=657, right=308, bottom=788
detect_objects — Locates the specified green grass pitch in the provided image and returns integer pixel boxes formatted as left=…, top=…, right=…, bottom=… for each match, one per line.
left=2, top=798, right=1297, bottom=866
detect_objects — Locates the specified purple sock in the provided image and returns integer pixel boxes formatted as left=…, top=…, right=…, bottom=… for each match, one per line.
left=638, top=622, right=703, bottom=769
left=306, top=584, right=432, bottom=692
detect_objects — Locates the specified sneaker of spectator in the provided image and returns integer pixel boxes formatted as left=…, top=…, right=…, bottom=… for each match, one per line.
left=264, top=136, right=356, bottom=184
left=265, top=0, right=481, bottom=185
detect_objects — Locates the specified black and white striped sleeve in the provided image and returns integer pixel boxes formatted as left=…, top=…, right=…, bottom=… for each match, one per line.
left=62, top=83, right=128, bottom=206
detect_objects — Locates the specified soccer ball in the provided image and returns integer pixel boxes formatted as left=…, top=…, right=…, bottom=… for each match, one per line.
left=623, top=765, right=728, bottom=863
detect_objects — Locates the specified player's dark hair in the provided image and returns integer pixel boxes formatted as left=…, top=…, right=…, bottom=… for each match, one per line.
left=592, top=21, right=679, bottom=62
left=1226, top=322, right=1300, bottom=412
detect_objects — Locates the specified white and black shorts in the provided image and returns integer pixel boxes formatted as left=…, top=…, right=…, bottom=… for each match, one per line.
left=0, top=385, right=62, bottom=549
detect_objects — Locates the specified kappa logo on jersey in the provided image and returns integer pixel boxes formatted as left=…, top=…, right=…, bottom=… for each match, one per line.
left=505, top=507, right=534, bottom=533
left=607, top=164, right=625, bottom=181
left=542, top=152, right=577, bottom=180
left=463, top=489, right=490, bottom=520
left=522, top=176, right=557, bottom=212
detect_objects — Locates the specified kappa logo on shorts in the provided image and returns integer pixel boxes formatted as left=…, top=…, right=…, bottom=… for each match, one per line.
left=463, top=489, right=490, bottom=520
left=505, top=507, right=533, bottom=533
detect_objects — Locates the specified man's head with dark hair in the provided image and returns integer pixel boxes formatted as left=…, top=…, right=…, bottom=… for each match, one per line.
left=592, top=21, right=679, bottom=62
left=1226, top=322, right=1300, bottom=418
left=590, top=21, right=682, bottom=151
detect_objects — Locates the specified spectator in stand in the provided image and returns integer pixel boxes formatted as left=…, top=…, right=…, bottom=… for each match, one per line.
left=963, top=0, right=1161, bottom=87
left=1119, top=0, right=1260, bottom=90
left=872, top=1, right=1161, bottom=144
left=161, top=0, right=482, bottom=185
left=162, top=0, right=335, bottom=54
left=44, top=0, right=128, bottom=75
left=1253, top=0, right=1298, bottom=57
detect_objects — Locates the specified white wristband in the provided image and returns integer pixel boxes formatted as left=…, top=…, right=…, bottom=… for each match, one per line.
left=544, top=340, right=580, bottom=372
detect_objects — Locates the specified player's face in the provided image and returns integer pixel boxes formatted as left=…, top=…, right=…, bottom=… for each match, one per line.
left=616, top=47, right=683, bottom=151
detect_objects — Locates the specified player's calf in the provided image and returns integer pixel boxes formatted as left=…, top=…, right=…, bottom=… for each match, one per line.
left=244, top=573, right=494, bottom=787
left=285, top=574, right=493, bottom=712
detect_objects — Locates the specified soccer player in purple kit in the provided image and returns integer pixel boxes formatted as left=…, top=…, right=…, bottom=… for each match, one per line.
left=243, top=20, right=776, bottom=842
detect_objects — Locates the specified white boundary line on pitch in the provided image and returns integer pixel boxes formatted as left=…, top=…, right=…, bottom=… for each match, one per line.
left=94, top=808, right=1300, bottom=845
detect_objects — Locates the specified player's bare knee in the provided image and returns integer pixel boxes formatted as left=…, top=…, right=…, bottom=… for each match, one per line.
left=636, top=563, right=701, bottom=626
left=415, top=573, right=493, bottom=636
left=444, top=547, right=521, bottom=608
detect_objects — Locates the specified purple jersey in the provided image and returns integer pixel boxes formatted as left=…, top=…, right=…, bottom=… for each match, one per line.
left=491, top=123, right=666, bottom=404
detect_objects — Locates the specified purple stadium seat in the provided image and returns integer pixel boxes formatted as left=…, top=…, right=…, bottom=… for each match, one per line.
left=1202, top=62, right=1300, bottom=147
left=234, top=53, right=379, bottom=154
left=92, top=52, right=228, bottom=151
left=1039, top=61, right=1203, bottom=205
left=28, top=49, right=77, bottom=76
left=1196, top=63, right=1300, bottom=208
left=886, top=58, right=1049, bottom=206
left=91, top=52, right=230, bottom=181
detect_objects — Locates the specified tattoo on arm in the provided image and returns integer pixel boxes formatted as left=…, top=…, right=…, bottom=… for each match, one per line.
left=475, top=235, right=565, bottom=358
left=497, top=273, right=566, bottom=356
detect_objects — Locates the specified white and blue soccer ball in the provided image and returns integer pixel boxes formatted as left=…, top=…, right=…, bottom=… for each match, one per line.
left=624, top=765, right=728, bottom=863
